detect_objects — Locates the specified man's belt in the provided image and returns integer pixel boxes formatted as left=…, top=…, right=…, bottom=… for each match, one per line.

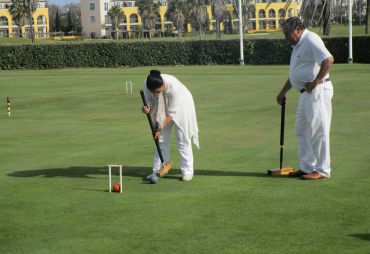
left=300, top=78, right=331, bottom=93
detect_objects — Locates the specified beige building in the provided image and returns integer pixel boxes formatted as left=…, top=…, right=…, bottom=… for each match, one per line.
left=80, top=0, right=299, bottom=38
left=81, top=0, right=171, bottom=38
left=0, top=0, right=49, bottom=38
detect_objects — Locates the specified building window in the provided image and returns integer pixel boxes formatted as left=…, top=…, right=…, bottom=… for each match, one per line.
left=130, top=14, right=138, bottom=23
left=105, top=27, right=111, bottom=37
left=104, top=15, right=110, bottom=23
left=0, top=16, right=8, bottom=26
left=259, top=20, right=266, bottom=29
left=258, top=10, right=266, bottom=19
left=37, top=16, right=45, bottom=25
left=104, top=2, right=109, bottom=11
left=90, top=16, right=96, bottom=23
left=268, top=20, right=276, bottom=29
left=278, top=9, right=286, bottom=19
left=268, top=9, right=276, bottom=18
left=90, top=3, right=95, bottom=11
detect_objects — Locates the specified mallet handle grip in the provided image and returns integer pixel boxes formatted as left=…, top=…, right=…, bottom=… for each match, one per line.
left=140, top=90, right=165, bottom=164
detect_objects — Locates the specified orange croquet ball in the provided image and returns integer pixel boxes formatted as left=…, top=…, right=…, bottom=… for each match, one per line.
left=112, top=183, right=121, bottom=192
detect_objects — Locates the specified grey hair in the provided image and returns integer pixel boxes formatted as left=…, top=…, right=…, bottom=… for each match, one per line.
left=281, top=17, right=306, bottom=31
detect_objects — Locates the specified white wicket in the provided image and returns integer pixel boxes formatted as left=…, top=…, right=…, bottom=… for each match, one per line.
left=108, top=164, right=123, bottom=193
left=7, top=97, right=11, bottom=117
left=125, top=81, right=133, bottom=94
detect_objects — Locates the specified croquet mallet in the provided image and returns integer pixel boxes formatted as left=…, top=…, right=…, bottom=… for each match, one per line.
left=140, top=90, right=173, bottom=177
left=268, top=97, right=294, bottom=176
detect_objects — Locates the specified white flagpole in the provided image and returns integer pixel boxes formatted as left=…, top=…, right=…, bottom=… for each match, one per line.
left=238, top=0, right=244, bottom=65
left=348, top=0, right=353, bottom=63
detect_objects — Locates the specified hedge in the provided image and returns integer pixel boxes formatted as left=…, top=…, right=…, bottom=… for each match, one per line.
left=0, top=36, right=368, bottom=70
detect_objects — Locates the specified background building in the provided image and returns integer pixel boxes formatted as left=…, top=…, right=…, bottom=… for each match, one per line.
left=0, top=0, right=49, bottom=38
left=249, top=0, right=299, bottom=32
left=80, top=0, right=299, bottom=38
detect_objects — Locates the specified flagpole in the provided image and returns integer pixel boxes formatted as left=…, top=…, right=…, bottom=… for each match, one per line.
left=238, top=0, right=244, bottom=65
left=348, top=0, right=353, bottom=63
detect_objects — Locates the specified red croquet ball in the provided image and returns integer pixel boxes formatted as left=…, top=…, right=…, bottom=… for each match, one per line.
left=112, top=183, right=121, bottom=192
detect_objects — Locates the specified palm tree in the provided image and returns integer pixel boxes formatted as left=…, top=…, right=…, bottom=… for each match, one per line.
left=299, top=0, right=331, bottom=35
left=299, top=0, right=321, bottom=27
left=9, top=0, right=27, bottom=38
left=230, top=0, right=251, bottom=35
left=212, top=0, right=225, bottom=39
left=137, top=0, right=160, bottom=39
left=24, top=0, right=38, bottom=43
left=322, top=0, right=331, bottom=36
left=189, top=0, right=211, bottom=39
left=108, top=5, right=123, bottom=40
left=167, top=0, right=188, bottom=38
left=238, top=0, right=254, bottom=33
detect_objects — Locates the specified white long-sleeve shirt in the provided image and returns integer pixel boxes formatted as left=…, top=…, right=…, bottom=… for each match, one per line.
left=143, top=74, right=199, bottom=148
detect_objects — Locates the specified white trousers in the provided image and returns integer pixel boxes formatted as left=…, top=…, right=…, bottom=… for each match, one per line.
left=296, top=82, right=333, bottom=177
left=153, top=121, right=194, bottom=176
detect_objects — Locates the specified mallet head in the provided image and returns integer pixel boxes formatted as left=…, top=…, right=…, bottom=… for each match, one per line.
left=158, top=161, right=173, bottom=177
left=267, top=167, right=294, bottom=176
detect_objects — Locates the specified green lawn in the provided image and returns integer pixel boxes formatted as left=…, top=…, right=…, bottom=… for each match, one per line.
left=0, top=65, right=369, bottom=253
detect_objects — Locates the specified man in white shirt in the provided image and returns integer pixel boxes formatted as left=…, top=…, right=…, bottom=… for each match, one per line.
left=142, top=70, right=199, bottom=181
left=276, top=17, right=334, bottom=180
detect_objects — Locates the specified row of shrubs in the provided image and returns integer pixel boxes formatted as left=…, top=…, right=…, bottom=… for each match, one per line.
left=0, top=36, right=368, bottom=70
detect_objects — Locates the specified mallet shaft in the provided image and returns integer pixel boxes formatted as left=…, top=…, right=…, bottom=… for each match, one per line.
left=280, top=97, right=286, bottom=169
left=140, top=90, right=165, bottom=164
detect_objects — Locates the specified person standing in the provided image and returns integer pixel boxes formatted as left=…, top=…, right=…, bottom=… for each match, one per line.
left=276, top=17, right=334, bottom=180
left=142, top=70, right=199, bottom=181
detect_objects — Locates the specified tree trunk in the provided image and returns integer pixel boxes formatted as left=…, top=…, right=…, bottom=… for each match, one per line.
left=178, top=22, right=182, bottom=38
left=176, top=19, right=182, bottom=38
left=359, top=1, right=362, bottom=26
left=340, top=0, right=344, bottom=24
left=199, top=25, right=203, bottom=40
left=216, top=19, right=220, bottom=40
left=30, top=12, right=35, bottom=43
left=115, top=18, right=119, bottom=40
left=229, top=15, right=233, bottom=34
left=323, top=0, right=331, bottom=36
left=366, top=0, right=370, bottom=34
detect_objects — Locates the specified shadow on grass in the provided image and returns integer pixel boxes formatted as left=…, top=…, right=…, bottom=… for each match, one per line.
left=7, top=166, right=279, bottom=179
left=350, top=234, right=370, bottom=241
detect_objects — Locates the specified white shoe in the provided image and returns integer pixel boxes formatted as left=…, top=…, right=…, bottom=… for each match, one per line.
left=182, top=174, right=193, bottom=181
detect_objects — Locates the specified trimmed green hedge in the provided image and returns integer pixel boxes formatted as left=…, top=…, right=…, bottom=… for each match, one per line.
left=0, top=36, right=368, bottom=70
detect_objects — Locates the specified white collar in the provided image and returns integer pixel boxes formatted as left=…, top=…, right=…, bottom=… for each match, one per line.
left=294, top=29, right=308, bottom=48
